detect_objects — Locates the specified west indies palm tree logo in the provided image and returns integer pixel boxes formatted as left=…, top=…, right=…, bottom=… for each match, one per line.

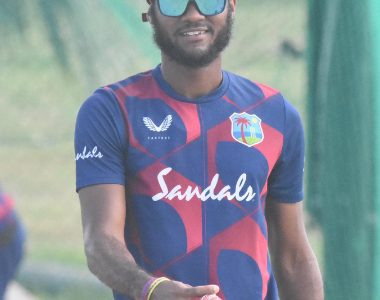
left=229, top=112, right=264, bottom=147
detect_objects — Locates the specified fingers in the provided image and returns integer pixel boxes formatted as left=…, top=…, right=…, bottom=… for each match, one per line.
left=203, top=295, right=222, bottom=300
left=150, top=279, right=221, bottom=300
left=185, top=284, right=220, bottom=297
left=200, top=295, right=222, bottom=300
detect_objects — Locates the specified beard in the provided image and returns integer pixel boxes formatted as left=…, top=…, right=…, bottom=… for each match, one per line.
left=150, top=4, right=234, bottom=68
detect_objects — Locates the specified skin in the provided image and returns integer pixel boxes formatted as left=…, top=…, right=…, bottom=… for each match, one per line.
left=79, top=1, right=324, bottom=299
left=150, top=0, right=233, bottom=69
left=266, top=200, right=324, bottom=300
left=150, top=0, right=236, bottom=99
left=79, top=184, right=220, bottom=300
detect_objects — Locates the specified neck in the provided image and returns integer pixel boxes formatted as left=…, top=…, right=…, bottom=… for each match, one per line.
left=160, top=54, right=223, bottom=99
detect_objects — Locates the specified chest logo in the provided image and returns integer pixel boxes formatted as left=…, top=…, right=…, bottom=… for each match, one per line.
left=143, top=115, right=172, bottom=132
left=230, top=112, right=264, bottom=147
left=152, top=167, right=256, bottom=202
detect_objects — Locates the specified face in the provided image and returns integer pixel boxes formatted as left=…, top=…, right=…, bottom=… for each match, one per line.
left=149, top=0, right=235, bottom=68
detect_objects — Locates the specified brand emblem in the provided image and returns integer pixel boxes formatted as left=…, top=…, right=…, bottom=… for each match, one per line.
left=75, top=146, right=103, bottom=161
left=143, top=115, right=172, bottom=132
left=230, top=112, right=264, bottom=147
left=152, top=168, right=256, bottom=202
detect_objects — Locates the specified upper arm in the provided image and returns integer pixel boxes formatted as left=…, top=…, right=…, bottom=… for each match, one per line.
left=267, top=99, right=305, bottom=203
left=79, top=184, right=126, bottom=247
left=265, top=199, right=313, bottom=262
left=75, top=89, right=127, bottom=191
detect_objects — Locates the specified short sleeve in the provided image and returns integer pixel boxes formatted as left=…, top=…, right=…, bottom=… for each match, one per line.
left=267, top=99, right=305, bottom=203
left=74, top=89, right=127, bottom=192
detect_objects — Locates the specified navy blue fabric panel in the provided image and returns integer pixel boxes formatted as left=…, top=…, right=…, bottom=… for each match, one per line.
left=75, top=89, right=127, bottom=191
left=130, top=195, right=187, bottom=269
left=165, top=246, right=208, bottom=286
left=224, top=72, right=265, bottom=108
left=162, top=139, right=204, bottom=186
left=267, top=100, right=305, bottom=202
left=218, top=250, right=263, bottom=300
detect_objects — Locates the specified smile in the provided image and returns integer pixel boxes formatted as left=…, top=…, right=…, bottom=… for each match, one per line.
left=182, top=30, right=207, bottom=36
left=178, top=25, right=210, bottom=37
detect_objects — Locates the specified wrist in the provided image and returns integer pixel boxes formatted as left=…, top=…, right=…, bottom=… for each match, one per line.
left=140, top=277, right=156, bottom=300
left=130, top=270, right=153, bottom=300
left=141, top=277, right=170, bottom=300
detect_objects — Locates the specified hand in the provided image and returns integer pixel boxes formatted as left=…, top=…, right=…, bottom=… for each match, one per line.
left=150, top=280, right=222, bottom=300
left=198, top=295, right=222, bottom=300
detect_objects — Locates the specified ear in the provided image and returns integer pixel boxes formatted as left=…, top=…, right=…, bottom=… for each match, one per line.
left=142, top=13, right=149, bottom=22
left=142, top=13, right=152, bottom=23
left=142, top=4, right=153, bottom=23
left=146, top=11, right=153, bottom=24
left=230, top=0, right=237, bottom=17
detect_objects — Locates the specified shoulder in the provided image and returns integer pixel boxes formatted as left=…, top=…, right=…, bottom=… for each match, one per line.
left=230, top=72, right=300, bottom=110
left=226, top=71, right=303, bottom=133
left=78, top=69, right=154, bottom=117
left=226, top=71, right=279, bottom=98
left=102, top=69, right=156, bottom=99
left=225, top=71, right=299, bottom=112
left=76, top=89, right=118, bottom=125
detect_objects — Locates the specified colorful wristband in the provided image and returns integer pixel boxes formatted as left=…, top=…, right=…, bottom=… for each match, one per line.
left=146, top=277, right=170, bottom=300
left=141, top=277, right=156, bottom=300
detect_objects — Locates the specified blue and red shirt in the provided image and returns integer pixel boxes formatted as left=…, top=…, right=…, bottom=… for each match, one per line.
left=0, top=191, right=15, bottom=228
left=0, top=190, right=25, bottom=297
left=75, top=65, right=305, bottom=300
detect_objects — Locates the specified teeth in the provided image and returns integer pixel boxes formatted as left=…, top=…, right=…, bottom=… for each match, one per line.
left=183, top=31, right=205, bottom=36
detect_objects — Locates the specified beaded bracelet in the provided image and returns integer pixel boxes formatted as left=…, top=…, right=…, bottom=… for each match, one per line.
left=146, top=277, right=170, bottom=300
left=141, top=277, right=156, bottom=300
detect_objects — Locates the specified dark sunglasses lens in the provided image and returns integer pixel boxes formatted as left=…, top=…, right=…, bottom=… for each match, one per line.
left=158, top=0, right=227, bottom=17
left=196, top=0, right=226, bottom=16
left=158, top=0, right=189, bottom=17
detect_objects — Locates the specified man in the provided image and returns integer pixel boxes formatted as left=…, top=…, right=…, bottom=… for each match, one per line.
left=75, top=0, right=324, bottom=299
left=0, top=189, right=25, bottom=299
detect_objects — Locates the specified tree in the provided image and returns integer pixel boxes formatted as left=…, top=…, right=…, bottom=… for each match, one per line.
left=235, top=117, right=251, bottom=144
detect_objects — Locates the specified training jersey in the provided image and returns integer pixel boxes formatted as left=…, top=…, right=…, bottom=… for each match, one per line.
left=75, top=65, right=305, bottom=300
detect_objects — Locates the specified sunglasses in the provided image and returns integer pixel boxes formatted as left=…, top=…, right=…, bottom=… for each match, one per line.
left=157, top=0, right=227, bottom=17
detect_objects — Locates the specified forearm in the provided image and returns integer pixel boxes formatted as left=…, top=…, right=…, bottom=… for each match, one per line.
left=79, top=185, right=221, bottom=300
left=274, top=254, right=324, bottom=300
left=85, top=234, right=151, bottom=300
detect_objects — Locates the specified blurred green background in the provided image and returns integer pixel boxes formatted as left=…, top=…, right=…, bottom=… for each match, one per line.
left=1, top=0, right=313, bottom=299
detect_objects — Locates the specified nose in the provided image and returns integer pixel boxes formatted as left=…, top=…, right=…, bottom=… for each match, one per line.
left=181, top=1, right=205, bottom=21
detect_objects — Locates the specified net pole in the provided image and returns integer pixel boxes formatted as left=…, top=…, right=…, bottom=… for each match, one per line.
left=307, top=0, right=374, bottom=299
left=370, top=0, right=380, bottom=299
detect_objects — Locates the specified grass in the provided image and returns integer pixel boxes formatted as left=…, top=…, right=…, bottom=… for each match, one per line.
left=16, top=262, right=113, bottom=300
left=0, top=0, right=321, bottom=298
